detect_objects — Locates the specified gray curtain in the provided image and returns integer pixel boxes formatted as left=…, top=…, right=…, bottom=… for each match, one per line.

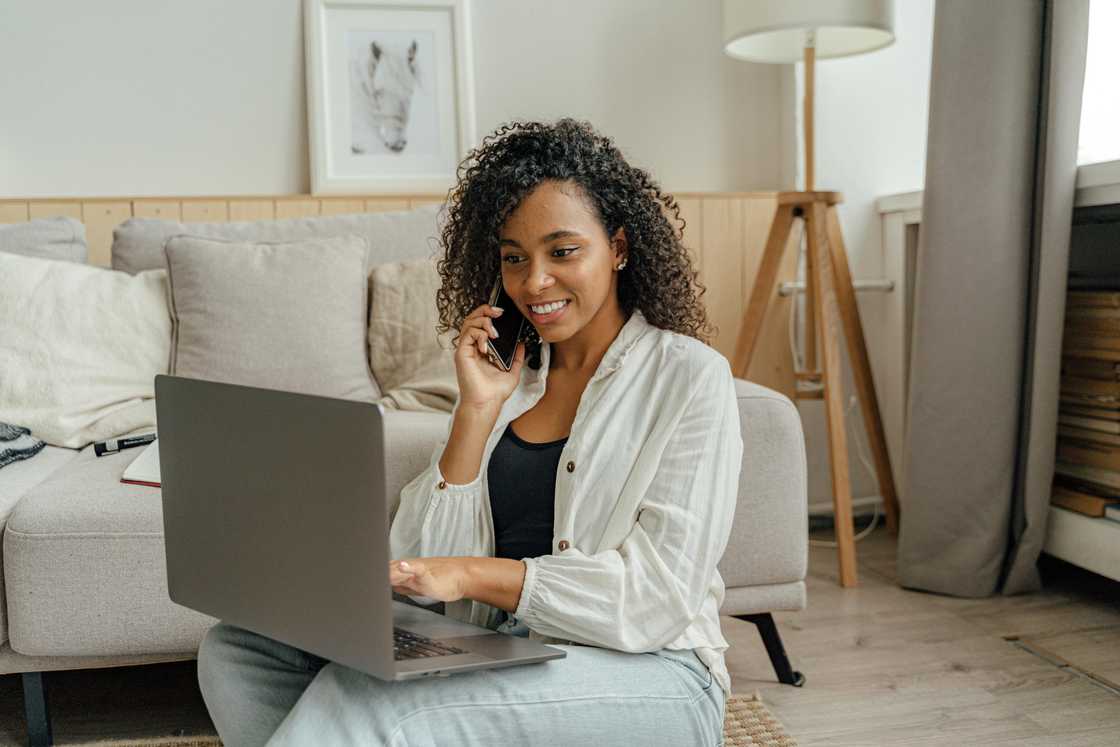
left=898, top=0, right=1089, bottom=597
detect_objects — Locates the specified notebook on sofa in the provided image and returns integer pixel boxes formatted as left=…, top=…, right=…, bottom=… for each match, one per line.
left=120, top=440, right=161, bottom=487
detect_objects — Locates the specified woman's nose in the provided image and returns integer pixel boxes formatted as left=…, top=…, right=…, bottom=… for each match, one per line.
left=524, top=263, right=554, bottom=294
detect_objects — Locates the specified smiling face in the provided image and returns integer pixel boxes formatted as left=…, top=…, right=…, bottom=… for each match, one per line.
left=498, top=180, right=628, bottom=357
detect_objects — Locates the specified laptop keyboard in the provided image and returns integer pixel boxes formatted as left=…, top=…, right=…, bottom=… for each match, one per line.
left=393, top=627, right=467, bottom=661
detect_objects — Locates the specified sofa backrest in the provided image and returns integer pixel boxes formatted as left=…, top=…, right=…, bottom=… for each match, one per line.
left=110, top=203, right=444, bottom=275
left=0, top=216, right=88, bottom=263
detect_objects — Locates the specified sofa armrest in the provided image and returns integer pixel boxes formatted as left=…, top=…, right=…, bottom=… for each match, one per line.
left=716, top=379, right=808, bottom=590
left=381, top=409, right=453, bottom=524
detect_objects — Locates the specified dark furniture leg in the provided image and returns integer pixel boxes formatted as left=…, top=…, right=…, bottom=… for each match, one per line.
left=22, top=672, right=53, bottom=747
left=735, top=612, right=806, bottom=687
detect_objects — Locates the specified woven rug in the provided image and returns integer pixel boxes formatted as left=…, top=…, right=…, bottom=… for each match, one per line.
left=724, top=691, right=799, bottom=747
left=67, top=691, right=796, bottom=747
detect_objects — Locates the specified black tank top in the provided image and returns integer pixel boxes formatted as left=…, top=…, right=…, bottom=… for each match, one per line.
left=486, top=422, right=567, bottom=560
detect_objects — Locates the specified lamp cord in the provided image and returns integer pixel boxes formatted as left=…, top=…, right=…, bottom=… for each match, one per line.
left=786, top=221, right=881, bottom=547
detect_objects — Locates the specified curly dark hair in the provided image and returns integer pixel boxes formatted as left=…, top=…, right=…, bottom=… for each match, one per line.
left=434, top=118, right=714, bottom=370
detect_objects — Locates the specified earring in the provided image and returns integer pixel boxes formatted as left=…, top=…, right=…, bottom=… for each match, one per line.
left=616, top=258, right=628, bottom=270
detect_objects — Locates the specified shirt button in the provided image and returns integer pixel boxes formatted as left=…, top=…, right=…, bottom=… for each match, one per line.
left=437, top=480, right=447, bottom=489
left=558, top=540, right=570, bottom=551
left=566, top=461, right=575, bottom=473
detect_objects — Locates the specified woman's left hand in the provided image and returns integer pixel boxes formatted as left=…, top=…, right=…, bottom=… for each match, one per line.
left=389, top=557, right=468, bottom=603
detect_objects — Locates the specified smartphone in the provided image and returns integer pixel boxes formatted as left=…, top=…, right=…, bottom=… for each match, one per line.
left=485, top=273, right=528, bottom=371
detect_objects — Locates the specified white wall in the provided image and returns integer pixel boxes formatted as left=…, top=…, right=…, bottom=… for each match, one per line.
left=0, top=0, right=783, bottom=197
left=787, top=0, right=936, bottom=513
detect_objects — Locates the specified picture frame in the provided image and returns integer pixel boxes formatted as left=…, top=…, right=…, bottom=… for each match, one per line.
left=303, top=0, right=476, bottom=195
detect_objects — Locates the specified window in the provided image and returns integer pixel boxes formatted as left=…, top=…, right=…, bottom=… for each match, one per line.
left=1077, top=0, right=1120, bottom=166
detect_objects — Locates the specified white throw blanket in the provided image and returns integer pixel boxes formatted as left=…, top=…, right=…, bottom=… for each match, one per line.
left=0, top=253, right=171, bottom=449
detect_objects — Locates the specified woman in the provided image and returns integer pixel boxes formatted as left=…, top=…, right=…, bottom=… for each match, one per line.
left=197, top=118, right=743, bottom=746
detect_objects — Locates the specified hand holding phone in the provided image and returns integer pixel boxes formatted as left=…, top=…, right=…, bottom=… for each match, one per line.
left=450, top=274, right=528, bottom=410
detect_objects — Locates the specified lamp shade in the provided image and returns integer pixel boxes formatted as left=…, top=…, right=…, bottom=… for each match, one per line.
left=722, top=0, right=895, bottom=63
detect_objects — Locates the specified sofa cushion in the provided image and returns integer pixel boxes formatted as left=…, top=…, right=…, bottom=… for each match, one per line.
left=112, top=204, right=443, bottom=275
left=369, top=257, right=458, bottom=413
left=164, top=234, right=378, bottom=402
left=3, top=409, right=450, bottom=656
left=3, top=445, right=215, bottom=656
left=0, top=446, right=82, bottom=647
left=0, top=216, right=88, bottom=263
left=0, top=252, right=171, bottom=448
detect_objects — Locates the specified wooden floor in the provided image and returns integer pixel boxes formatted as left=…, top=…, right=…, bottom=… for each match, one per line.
left=0, top=520, right=1118, bottom=745
left=727, top=521, right=1120, bottom=746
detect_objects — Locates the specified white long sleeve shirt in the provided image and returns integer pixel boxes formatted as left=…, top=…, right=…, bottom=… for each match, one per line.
left=389, top=308, right=744, bottom=696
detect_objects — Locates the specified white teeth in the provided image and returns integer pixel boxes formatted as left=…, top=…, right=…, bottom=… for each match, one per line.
left=530, top=300, right=568, bottom=314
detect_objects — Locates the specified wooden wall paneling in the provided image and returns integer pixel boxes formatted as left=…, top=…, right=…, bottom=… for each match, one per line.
left=132, top=201, right=182, bottom=220
left=81, top=201, right=131, bottom=267
left=275, top=199, right=321, bottom=219
left=698, top=198, right=745, bottom=365
left=320, top=199, right=366, bottom=216
left=29, top=202, right=81, bottom=220
left=741, top=197, right=798, bottom=400
left=228, top=200, right=274, bottom=221
left=364, top=199, right=411, bottom=213
left=181, top=200, right=229, bottom=223
left=675, top=197, right=703, bottom=275
left=0, top=202, right=29, bottom=223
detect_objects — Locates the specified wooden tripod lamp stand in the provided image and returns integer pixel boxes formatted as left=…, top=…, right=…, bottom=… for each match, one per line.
left=722, top=0, right=901, bottom=587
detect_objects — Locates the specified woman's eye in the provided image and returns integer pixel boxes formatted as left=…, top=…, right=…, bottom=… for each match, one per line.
left=506, top=246, right=577, bottom=264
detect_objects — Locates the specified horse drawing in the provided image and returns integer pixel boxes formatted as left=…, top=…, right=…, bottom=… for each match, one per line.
left=349, top=39, right=421, bottom=154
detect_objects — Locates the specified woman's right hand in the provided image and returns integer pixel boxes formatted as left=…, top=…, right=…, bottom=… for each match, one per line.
left=453, top=304, right=526, bottom=411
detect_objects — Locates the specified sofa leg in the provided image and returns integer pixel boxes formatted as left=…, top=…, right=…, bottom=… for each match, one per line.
left=22, top=672, right=53, bottom=747
left=736, top=612, right=806, bottom=687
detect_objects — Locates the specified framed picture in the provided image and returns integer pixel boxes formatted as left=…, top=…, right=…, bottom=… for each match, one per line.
left=304, top=0, right=476, bottom=195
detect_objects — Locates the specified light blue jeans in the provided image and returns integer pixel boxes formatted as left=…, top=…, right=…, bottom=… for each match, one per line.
left=197, top=612, right=726, bottom=746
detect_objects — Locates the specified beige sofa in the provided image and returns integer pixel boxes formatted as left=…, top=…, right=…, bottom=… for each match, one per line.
left=0, top=207, right=808, bottom=746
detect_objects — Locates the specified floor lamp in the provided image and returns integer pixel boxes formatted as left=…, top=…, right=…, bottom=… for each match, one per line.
left=721, top=0, right=901, bottom=588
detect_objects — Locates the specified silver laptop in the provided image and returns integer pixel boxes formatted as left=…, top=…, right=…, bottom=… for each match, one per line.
left=154, top=374, right=565, bottom=681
